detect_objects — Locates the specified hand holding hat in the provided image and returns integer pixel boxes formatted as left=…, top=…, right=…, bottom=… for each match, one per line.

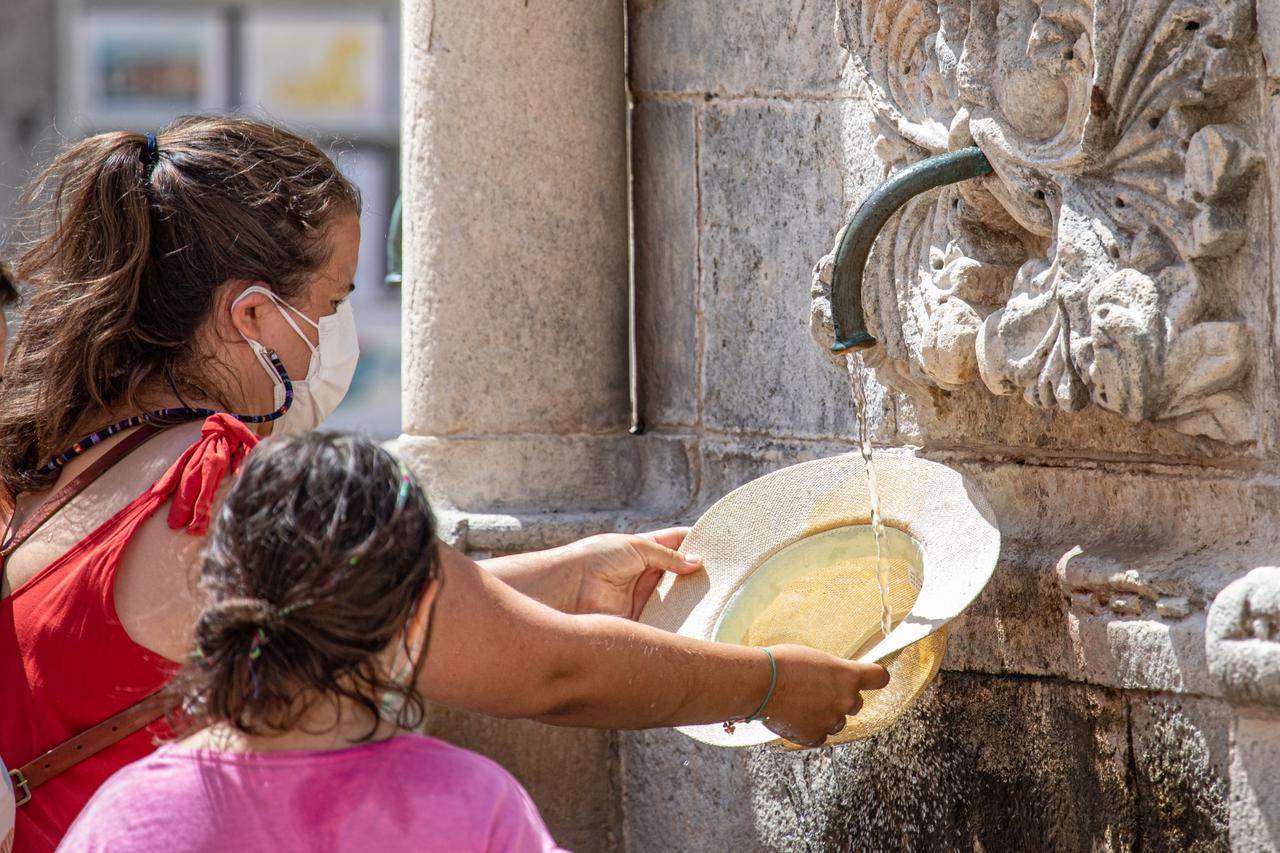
left=754, top=645, right=890, bottom=747
left=557, top=528, right=705, bottom=620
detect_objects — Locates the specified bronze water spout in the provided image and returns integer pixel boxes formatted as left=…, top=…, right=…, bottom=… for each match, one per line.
left=830, top=146, right=993, bottom=354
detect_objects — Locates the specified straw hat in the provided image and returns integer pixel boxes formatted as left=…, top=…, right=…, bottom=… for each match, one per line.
left=639, top=453, right=1000, bottom=748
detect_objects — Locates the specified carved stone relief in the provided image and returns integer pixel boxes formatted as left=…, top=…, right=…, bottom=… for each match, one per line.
left=1207, top=567, right=1280, bottom=715
left=812, top=0, right=1262, bottom=442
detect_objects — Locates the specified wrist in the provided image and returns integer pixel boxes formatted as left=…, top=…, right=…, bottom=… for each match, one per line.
left=480, top=546, right=581, bottom=612
left=724, top=646, right=778, bottom=733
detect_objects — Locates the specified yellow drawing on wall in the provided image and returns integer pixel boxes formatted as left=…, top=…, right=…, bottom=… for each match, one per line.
left=242, top=12, right=389, bottom=130
left=274, top=34, right=369, bottom=111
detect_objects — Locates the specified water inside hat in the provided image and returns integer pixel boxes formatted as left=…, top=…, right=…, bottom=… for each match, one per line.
left=713, top=524, right=946, bottom=745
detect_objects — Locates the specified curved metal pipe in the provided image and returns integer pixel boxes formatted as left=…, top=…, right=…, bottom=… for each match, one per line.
left=831, top=146, right=993, bottom=354
left=385, top=194, right=404, bottom=287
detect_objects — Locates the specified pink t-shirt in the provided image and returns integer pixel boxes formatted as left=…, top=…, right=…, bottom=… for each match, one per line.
left=57, top=735, right=564, bottom=852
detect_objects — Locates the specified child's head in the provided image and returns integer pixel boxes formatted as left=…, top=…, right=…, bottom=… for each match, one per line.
left=1, top=115, right=360, bottom=493
left=174, top=431, right=439, bottom=739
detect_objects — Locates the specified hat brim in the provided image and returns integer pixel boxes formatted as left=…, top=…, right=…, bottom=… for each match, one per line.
left=639, top=453, right=1000, bottom=747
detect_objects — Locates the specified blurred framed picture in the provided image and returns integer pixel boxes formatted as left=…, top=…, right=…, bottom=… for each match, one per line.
left=71, top=10, right=229, bottom=130
left=241, top=10, right=394, bottom=134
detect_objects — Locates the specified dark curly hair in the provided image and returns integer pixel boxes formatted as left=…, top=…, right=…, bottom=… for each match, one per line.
left=169, top=431, right=439, bottom=740
left=0, top=260, right=16, bottom=307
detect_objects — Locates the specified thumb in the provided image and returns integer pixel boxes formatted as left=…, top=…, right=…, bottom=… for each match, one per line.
left=629, top=536, right=704, bottom=574
left=847, top=661, right=891, bottom=690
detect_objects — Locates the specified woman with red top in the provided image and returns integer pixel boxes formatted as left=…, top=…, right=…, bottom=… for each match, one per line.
left=1, top=260, right=19, bottom=853
left=0, top=116, right=888, bottom=851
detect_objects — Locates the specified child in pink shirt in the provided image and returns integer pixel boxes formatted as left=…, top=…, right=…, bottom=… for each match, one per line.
left=59, top=432, right=563, bottom=852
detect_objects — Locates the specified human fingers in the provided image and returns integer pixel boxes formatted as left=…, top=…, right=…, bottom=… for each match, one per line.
left=761, top=646, right=874, bottom=746
left=628, top=569, right=664, bottom=621
left=628, top=535, right=704, bottom=575
left=848, top=661, right=890, bottom=691
left=637, top=527, right=693, bottom=551
left=764, top=718, right=828, bottom=748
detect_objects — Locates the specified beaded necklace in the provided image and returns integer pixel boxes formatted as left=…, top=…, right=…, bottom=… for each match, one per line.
left=36, top=349, right=294, bottom=476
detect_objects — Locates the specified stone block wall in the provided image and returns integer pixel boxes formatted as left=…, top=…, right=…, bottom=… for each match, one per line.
left=621, top=2, right=1280, bottom=851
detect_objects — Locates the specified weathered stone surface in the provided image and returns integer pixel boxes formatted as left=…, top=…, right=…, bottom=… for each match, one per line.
left=396, top=433, right=692, bottom=514
left=899, top=380, right=1245, bottom=460
left=623, top=673, right=1141, bottom=852
left=620, top=729, right=764, bottom=853
left=402, top=0, right=629, bottom=439
left=937, top=461, right=1280, bottom=692
left=426, top=708, right=621, bottom=853
left=812, top=0, right=1265, bottom=446
left=1230, top=717, right=1280, bottom=852
left=401, top=3, right=632, bottom=846
left=634, top=100, right=699, bottom=429
left=1067, top=612, right=1218, bottom=696
left=699, top=99, right=860, bottom=440
left=1262, top=91, right=1280, bottom=460
left=1129, top=694, right=1231, bottom=852
left=1259, top=1, right=1280, bottom=78
left=1207, top=567, right=1280, bottom=717
left=945, top=460, right=1256, bottom=570
left=629, top=0, right=845, bottom=96
left=941, top=543, right=1077, bottom=679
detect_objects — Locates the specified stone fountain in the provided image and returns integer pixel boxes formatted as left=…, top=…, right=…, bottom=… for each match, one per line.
left=398, top=0, right=1280, bottom=848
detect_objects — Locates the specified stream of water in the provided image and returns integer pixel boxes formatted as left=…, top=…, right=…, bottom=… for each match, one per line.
left=853, top=361, right=893, bottom=640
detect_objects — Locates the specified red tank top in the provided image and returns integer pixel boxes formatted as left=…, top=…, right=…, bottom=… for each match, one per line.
left=0, top=415, right=257, bottom=853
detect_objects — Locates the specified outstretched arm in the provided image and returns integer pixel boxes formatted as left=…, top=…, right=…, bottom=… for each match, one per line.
left=421, top=544, right=888, bottom=746
left=479, top=528, right=703, bottom=619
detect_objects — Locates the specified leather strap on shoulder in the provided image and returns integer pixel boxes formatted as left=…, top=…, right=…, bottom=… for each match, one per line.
left=9, top=688, right=170, bottom=807
left=0, top=424, right=167, bottom=559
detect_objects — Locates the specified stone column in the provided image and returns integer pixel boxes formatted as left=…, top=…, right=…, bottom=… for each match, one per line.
left=399, top=0, right=631, bottom=522
left=398, top=3, right=630, bottom=850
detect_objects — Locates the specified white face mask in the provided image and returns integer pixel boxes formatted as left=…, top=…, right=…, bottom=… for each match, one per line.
left=382, top=589, right=433, bottom=719
left=232, top=285, right=360, bottom=433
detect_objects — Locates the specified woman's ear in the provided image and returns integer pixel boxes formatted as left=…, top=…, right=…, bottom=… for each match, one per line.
left=221, top=282, right=273, bottom=345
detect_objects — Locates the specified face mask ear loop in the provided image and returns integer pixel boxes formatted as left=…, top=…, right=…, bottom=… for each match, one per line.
left=271, top=299, right=321, bottom=357
left=237, top=285, right=321, bottom=356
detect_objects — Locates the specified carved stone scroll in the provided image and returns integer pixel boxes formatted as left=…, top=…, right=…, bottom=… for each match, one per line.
left=1207, top=567, right=1280, bottom=715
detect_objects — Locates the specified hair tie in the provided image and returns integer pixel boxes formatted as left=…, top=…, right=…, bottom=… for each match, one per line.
left=395, top=463, right=414, bottom=513
left=140, top=132, right=160, bottom=179
left=248, top=627, right=268, bottom=660
left=276, top=599, right=314, bottom=619
left=248, top=627, right=269, bottom=699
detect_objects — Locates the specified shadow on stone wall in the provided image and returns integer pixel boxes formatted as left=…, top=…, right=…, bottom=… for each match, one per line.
left=624, top=672, right=1230, bottom=852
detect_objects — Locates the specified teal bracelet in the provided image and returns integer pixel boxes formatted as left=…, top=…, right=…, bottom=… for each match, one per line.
left=747, top=647, right=778, bottom=721
left=724, top=647, right=778, bottom=734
